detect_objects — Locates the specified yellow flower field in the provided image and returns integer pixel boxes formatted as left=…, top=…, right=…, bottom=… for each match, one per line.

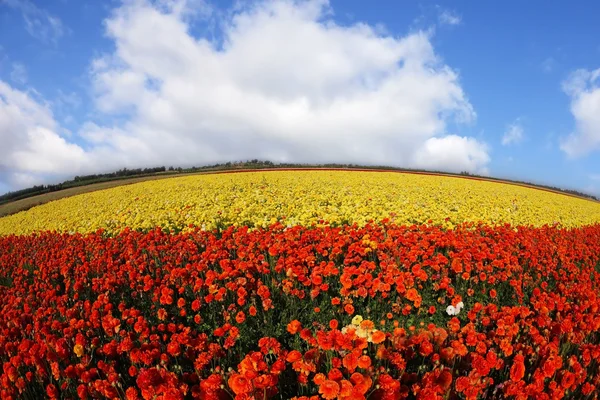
left=1, top=170, right=599, bottom=236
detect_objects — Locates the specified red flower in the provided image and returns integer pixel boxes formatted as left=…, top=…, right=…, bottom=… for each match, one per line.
left=319, top=380, right=340, bottom=399
left=371, top=331, right=386, bottom=344
left=287, top=320, right=301, bottom=334
left=510, top=354, right=526, bottom=382
left=46, top=384, right=58, bottom=398
left=357, top=355, right=371, bottom=369
left=228, top=374, right=252, bottom=395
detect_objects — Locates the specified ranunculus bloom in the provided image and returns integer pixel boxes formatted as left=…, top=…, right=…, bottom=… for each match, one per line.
left=319, top=380, right=340, bottom=399
left=228, top=374, right=252, bottom=395
left=510, top=354, right=526, bottom=382
left=371, top=330, right=386, bottom=344
left=287, top=320, right=302, bottom=334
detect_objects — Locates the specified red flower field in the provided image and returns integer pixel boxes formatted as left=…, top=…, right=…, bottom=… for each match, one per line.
left=1, top=221, right=600, bottom=399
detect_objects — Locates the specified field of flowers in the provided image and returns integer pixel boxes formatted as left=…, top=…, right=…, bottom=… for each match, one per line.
left=1, top=170, right=600, bottom=399
left=1, top=171, right=600, bottom=236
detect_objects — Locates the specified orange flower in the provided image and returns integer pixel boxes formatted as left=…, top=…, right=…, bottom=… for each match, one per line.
left=360, top=320, right=375, bottom=331
left=339, top=380, right=353, bottom=397
left=371, top=331, right=386, bottom=344
left=357, top=355, right=371, bottom=369
left=455, top=376, right=469, bottom=393
left=235, top=311, right=246, bottom=324
left=561, top=371, right=575, bottom=389
left=287, top=320, right=302, bottom=334
left=344, top=304, right=355, bottom=315
left=448, top=317, right=461, bottom=333
left=46, top=384, right=58, bottom=399
left=191, top=299, right=201, bottom=311
left=319, top=380, right=340, bottom=399
left=313, top=373, right=326, bottom=385
left=440, top=347, right=455, bottom=363
left=286, top=350, right=302, bottom=363
left=405, top=288, right=419, bottom=302
left=125, top=387, right=139, bottom=400
left=342, top=353, right=358, bottom=372
left=436, top=369, right=452, bottom=391
left=351, top=373, right=373, bottom=395
left=300, top=329, right=313, bottom=341
left=510, top=354, right=525, bottom=382
left=228, top=374, right=252, bottom=395
left=328, top=368, right=343, bottom=381
left=73, top=344, right=84, bottom=357
left=451, top=259, right=463, bottom=274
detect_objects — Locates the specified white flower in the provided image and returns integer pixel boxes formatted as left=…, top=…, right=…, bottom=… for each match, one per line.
left=446, top=303, right=464, bottom=316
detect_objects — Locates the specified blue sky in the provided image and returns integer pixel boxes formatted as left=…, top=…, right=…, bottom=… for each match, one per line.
left=1, top=0, right=600, bottom=196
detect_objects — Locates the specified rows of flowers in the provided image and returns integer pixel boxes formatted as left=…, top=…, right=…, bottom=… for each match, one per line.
left=2, top=221, right=600, bottom=399
left=2, top=171, right=600, bottom=236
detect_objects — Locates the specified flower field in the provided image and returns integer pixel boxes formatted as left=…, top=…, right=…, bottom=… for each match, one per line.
left=1, top=170, right=600, bottom=399
left=1, top=171, right=600, bottom=236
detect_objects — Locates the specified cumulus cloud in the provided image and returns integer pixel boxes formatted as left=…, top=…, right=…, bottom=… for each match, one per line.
left=88, top=0, right=486, bottom=165
left=0, top=81, right=87, bottom=189
left=0, top=0, right=490, bottom=191
left=502, top=120, right=524, bottom=146
left=1, top=0, right=66, bottom=44
left=560, top=68, right=600, bottom=157
left=412, top=135, right=490, bottom=174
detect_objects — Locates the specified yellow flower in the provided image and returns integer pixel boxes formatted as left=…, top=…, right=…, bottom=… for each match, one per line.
left=1, top=170, right=599, bottom=236
left=73, top=344, right=84, bottom=357
left=352, top=315, right=364, bottom=326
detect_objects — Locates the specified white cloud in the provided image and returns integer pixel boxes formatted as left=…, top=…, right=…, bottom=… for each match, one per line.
left=1, top=0, right=66, bottom=44
left=412, top=135, right=490, bottom=174
left=10, top=62, right=27, bottom=85
left=502, top=120, right=524, bottom=145
left=86, top=0, right=486, bottom=168
left=560, top=68, right=600, bottom=157
left=0, top=81, right=88, bottom=189
left=438, top=8, right=461, bottom=26
left=0, top=0, right=490, bottom=191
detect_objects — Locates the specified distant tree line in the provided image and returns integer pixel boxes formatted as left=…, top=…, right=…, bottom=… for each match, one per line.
left=72, top=166, right=167, bottom=182
left=0, top=167, right=167, bottom=205
left=0, top=161, right=597, bottom=205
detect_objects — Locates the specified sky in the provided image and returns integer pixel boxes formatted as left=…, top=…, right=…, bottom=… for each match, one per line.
left=1, top=0, right=600, bottom=196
